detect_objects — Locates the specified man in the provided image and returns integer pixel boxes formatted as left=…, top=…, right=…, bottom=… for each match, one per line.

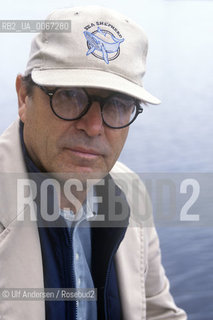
left=0, top=5, right=187, bottom=320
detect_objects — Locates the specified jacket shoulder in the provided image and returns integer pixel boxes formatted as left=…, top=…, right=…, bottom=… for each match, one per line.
left=110, top=161, right=153, bottom=227
left=0, top=119, right=25, bottom=173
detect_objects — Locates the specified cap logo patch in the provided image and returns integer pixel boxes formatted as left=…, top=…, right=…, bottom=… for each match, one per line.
left=83, top=26, right=124, bottom=64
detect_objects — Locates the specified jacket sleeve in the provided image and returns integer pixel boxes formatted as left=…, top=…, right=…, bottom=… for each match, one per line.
left=144, top=225, right=187, bottom=319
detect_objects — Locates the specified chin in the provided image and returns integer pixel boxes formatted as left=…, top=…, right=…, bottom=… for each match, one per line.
left=50, top=166, right=108, bottom=185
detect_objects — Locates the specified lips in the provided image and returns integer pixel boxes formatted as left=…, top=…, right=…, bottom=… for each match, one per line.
left=65, top=147, right=102, bottom=159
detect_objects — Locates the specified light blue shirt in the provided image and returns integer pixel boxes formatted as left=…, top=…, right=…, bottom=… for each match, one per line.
left=60, top=192, right=97, bottom=320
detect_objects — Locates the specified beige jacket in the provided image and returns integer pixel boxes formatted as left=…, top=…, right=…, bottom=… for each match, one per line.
left=0, top=120, right=187, bottom=319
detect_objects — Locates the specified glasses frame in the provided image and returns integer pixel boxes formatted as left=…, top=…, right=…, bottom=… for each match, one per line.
left=34, top=83, right=143, bottom=129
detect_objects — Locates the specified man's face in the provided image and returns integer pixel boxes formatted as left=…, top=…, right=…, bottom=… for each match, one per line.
left=17, top=77, right=129, bottom=181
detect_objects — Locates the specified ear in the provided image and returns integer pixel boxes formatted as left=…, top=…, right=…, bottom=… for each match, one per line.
left=16, top=74, right=29, bottom=123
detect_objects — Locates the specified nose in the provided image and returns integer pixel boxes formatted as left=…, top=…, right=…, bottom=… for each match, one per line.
left=75, top=101, right=104, bottom=136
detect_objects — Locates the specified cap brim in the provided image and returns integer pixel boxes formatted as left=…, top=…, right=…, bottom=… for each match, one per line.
left=32, top=69, right=161, bottom=105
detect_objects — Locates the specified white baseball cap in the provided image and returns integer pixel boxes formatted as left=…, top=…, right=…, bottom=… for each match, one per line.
left=25, top=6, right=160, bottom=104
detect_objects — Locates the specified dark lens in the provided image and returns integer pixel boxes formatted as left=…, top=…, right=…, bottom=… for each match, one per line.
left=102, top=95, right=137, bottom=128
left=52, top=88, right=88, bottom=119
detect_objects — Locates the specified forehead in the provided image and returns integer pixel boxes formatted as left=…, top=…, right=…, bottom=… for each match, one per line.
left=43, top=85, right=118, bottom=97
left=84, top=87, right=113, bottom=96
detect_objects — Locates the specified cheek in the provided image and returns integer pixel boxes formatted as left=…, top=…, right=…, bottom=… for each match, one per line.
left=23, top=113, right=47, bottom=165
left=107, top=128, right=129, bottom=162
left=23, top=99, right=59, bottom=167
left=115, top=128, right=129, bottom=151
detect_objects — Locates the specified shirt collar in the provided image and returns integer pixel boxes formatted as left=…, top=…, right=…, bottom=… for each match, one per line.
left=60, top=186, right=97, bottom=228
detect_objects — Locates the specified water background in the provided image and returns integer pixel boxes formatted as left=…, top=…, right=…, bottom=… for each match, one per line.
left=1, top=0, right=213, bottom=318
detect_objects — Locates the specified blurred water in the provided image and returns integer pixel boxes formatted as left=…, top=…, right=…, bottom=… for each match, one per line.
left=0, top=0, right=213, bottom=319
left=118, top=1, right=213, bottom=319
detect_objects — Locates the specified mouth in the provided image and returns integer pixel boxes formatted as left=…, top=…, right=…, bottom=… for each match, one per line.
left=65, top=147, right=102, bottom=160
